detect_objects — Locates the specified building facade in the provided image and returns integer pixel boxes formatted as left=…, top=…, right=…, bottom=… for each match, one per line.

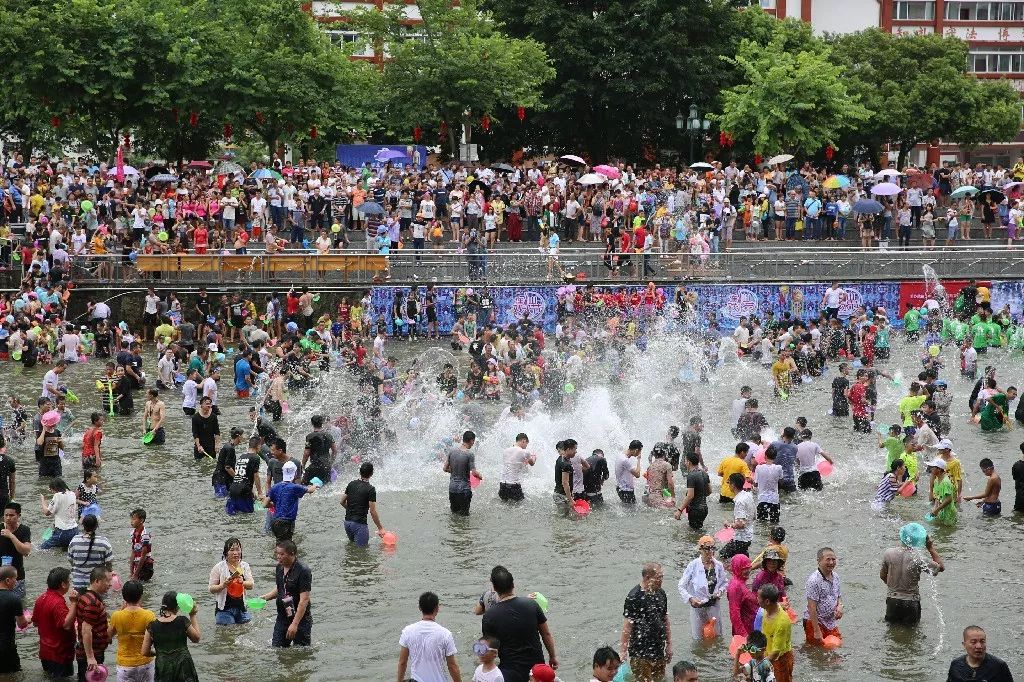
left=750, top=0, right=1024, bottom=165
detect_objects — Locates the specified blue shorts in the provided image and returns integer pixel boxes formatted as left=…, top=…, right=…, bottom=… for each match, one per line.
left=213, top=484, right=228, bottom=498
left=982, top=501, right=1002, bottom=516
left=215, top=607, right=252, bottom=625
left=226, top=496, right=255, bottom=515
left=344, top=520, right=370, bottom=546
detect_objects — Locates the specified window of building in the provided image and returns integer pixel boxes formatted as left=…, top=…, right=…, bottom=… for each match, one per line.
left=325, top=30, right=375, bottom=58
left=969, top=48, right=1024, bottom=72
left=739, top=0, right=776, bottom=7
left=945, top=2, right=1024, bottom=20
left=893, top=1, right=936, bottom=19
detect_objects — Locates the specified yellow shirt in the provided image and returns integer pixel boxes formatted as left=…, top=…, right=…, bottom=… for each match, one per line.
left=944, top=456, right=962, bottom=487
left=771, top=360, right=789, bottom=382
left=762, top=607, right=793, bottom=657
left=717, top=456, right=750, bottom=498
left=109, top=607, right=157, bottom=667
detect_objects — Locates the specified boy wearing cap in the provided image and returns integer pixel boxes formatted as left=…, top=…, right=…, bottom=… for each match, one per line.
left=927, top=458, right=957, bottom=526
left=264, top=461, right=316, bottom=541
left=929, top=440, right=962, bottom=506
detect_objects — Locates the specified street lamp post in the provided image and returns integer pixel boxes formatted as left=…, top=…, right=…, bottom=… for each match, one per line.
left=686, top=104, right=711, bottom=164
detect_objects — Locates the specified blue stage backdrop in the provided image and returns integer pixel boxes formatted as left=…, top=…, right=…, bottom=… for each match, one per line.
left=368, top=282, right=916, bottom=335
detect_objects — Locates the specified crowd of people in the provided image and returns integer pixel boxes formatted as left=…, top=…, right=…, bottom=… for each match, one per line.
left=3, top=154, right=1024, bottom=291
left=0, top=261, right=1019, bottom=680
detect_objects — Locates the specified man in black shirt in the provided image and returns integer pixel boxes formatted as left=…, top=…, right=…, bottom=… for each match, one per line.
left=227, top=436, right=263, bottom=515
left=0, top=565, right=30, bottom=674
left=620, top=562, right=670, bottom=681
left=340, top=461, right=386, bottom=547
left=946, top=625, right=1013, bottom=682
left=301, top=415, right=337, bottom=486
left=1013, top=443, right=1024, bottom=513
left=583, top=448, right=609, bottom=503
left=0, top=502, right=31, bottom=599
left=261, top=540, right=312, bottom=648
left=213, top=427, right=243, bottom=498
left=481, top=566, right=557, bottom=682
left=674, top=453, right=711, bottom=530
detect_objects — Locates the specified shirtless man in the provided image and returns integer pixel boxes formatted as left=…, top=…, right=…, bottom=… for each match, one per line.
left=964, top=457, right=1002, bottom=516
left=142, top=389, right=167, bottom=445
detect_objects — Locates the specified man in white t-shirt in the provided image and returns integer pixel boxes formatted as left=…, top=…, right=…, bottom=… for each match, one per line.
left=397, top=592, right=461, bottom=682
left=822, top=281, right=846, bottom=320
left=795, top=429, right=832, bottom=491
left=42, top=362, right=67, bottom=400
left=499, top=433, right=537, bottom=502
left=201, top=366, right=220, bottom=410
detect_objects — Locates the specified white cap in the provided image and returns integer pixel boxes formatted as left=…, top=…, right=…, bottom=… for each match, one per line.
left=936, top=439, right=953, bottom=451
left=282, top=461, right=297, bottom=482
left=208, top=342, right=218, bottom=352
left=926, top=457, right=946, bottom=471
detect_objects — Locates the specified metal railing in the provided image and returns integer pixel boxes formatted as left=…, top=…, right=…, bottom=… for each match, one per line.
left=7, top=247, right=1024, bottom=288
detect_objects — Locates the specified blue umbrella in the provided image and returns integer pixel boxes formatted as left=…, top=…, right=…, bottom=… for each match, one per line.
left=374, top=148, right=407, bottom=162
left=250, top=168, right=282, bottom=180
left=852, top=199, right=884, bottom=214
left=360, top=201, right=386, bottom=216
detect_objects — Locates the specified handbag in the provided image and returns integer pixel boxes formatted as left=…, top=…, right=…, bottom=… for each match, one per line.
left=795, top=219, right=804, bottom=231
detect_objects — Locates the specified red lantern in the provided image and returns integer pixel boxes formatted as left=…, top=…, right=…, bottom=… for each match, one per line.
left=439, top=120, right=449, bottom=137
left=124, top=134, right=131, bottom=149
left=50, top=116, right=61, bottom=128
left=310, top=126, right=318, bottom=139
left=754, top=154, right=762, bottom=165
left=516, top=106, right=526, bottom=122
left=719, top=132, right=733, bottom=148
left=189, top=112, right=199, bottom=127
left=223, top=123, right=233, bottom=140
left=413, top=126, right=422, bottom=142
left=825, top=145, right=835, bottom=160
left=171, top=107, right=179, bottom=122
left=481, top=114, right=490, bottom=132
left=255, top=111, right=265, bottom=125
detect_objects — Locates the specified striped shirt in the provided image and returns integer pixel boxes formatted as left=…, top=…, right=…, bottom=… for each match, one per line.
left=67, top=533, right=114, bottom=589
left=75, top=590, right=110, bottom=659
left=875, top=473, right=900, bottom=505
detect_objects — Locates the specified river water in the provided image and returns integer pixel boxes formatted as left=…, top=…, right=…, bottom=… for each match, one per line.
left=8, top=331, right=1024, bottom=681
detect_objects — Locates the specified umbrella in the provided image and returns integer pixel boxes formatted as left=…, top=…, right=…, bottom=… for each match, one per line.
left=560, top=154, right=586, bottom=165
left=766, top=154, right=794, bottom=165
left=250, top=168, right=282, bottom=180
left=188, top=160, right=213, bottom=169
left=467, top=179, right=491, bottom=199
left=950, top=185, right=978, bottom=199
left=374, top=148, right=407, bottom=162
left=870, top=182, right=902, bottom=196
left=852, top=199, right=884, bottom=214
left=822, top=175, right=851, bottom=190
left=904, top=167, right=923, bottom=175
left=490, top=163, right=514, bottom=173
left=121, top=166, right=140, bottom=176
left=908, top=172, right=934, bottom=190
left=980, top=189, right=1006, bottom=204
left=1003, top=181, right=1024, bottom=192
left=690, top=162, right=713, bottom=170
left=150, top=174, right=179, bottom=183
left=143, top=166, right=170, bottom=178
left=875, top=169, right=901, bottom=179
left=578, top=173, right=607, bottom=185
left=594, top=164, right=620, bottom=179
left=360, top=201, right=386, bottom=216
left=215, top=161, right=243, bottom=175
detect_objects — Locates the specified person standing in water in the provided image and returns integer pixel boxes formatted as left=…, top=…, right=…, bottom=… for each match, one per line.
left=615, top=440, right=643, bottom=505
left=583, top=448, right=610, bottom=505
left=964, top=458, right=1002, bottom=517
left=499, top=433, right=536, bottom=503
left=444, top=430, right=480, bottom=516
left=674, top=453, right=711, bottom=530
left=1012, top=443, right=1024, bottom=513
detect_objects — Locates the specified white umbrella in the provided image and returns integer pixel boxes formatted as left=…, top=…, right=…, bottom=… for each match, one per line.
left=690, top=162, right=713, bottom=170
left=766, top=154, right=794, bottom=165
left=870, top=182, right=903, bottom=196
left=578, top=173, right=607, bottom=185
left=560, top=154, right=586, bottom=165
left=875, top=169, right=901, bottom=179
left=121, top=166, right=140, bottom=176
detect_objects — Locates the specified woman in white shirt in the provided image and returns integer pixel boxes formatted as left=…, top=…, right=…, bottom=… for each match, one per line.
left=39, top=478, right=80, bottom=549
left=208, top=537, right=255, bottom=625
left=678, top=537, right=727, bottom=640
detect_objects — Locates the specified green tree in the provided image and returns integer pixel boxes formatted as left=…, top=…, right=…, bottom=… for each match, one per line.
left=829, top=29, right=1021, bottom=167
left=485, top=0, right=738, bottom=160
left=716, top=37, right=871, bottom=157
left=350, top=0, right=554, bottom=157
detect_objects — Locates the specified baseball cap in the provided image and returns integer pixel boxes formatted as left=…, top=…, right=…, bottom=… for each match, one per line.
left=286, top=321, right=298, bottom=333
left=282, top=461, right=298, bottom=482
left=936, top=439, right=953, bottom=451
left=529, top=664, right=556, bottom=682
left=926, top=457, right=946, bottom=471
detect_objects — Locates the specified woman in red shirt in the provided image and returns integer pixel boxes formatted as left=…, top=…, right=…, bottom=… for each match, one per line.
left=193, top=223, right=209, bottom=255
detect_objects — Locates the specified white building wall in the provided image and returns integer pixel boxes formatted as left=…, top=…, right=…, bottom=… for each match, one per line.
left=810, top=0, right=879, bottom=35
